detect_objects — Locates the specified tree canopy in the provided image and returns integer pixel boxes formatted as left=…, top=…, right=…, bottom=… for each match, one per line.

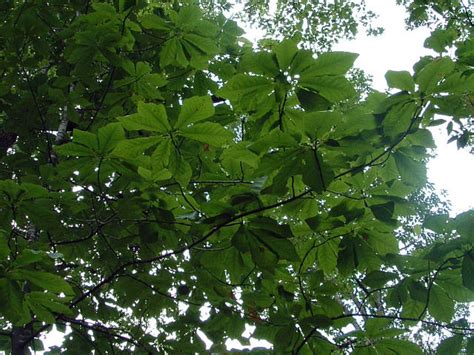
left=0, top=0, right=473, bottom=353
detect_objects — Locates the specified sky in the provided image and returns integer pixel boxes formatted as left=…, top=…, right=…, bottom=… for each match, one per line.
left=334, top=0, right=474, bottom=214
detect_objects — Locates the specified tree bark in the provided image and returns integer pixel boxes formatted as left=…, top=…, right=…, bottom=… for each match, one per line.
left=11, top=323, right=32, bottom=355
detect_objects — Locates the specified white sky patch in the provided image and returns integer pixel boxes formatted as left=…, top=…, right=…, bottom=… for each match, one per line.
left=428, top=128, right=474, bottom=212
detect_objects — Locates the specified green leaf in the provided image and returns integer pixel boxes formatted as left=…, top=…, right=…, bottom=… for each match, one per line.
left=383, top=101, right=417, bottom=137
left=369, top=201, right=395, bottom=224
left=119, top=102, right=170, bottom=132
left=249, top=217, right=293, bottom=238
left=273, top=325, right=297, bottom=351
left=161, top=37, right=188, bottom=68
left=462, top=252, right=474, bottom=291
left=98, top=123, right=125, bottom=154
left=394, top=151, right=427, bottom=187
left=296, top=88, right=332, bottom=111
left=423, top=214, right=449, bottom=233
left=13, top=249, right=50, bottom=267
left=252, top=230, right=299, bottom=262
left=385, top=70, right=415, bottom=92
left=299, top=75, right=356, bottom=102
left=317, top=238, right=339, bottom=274
left=436, top=273, right=474, bottom=302
left=363, top=271, right=398, bottom=288
left=466, top=337, right=474, bottom=355
left=26, top=292, right=73, bottom=322
left=183, top=34, right=218, bottom=55
left=175, top=5, right=202, bottom=28
left=416, top=57, right=454, bottom=94
left=248, top=233, right=278, bottom=272
left=337, top=237, right=357, bottom=276
left=0, top=279, right=25, bottom=324
left=112, top=136, right=162, bottom=160
left=240, top=51, right=279, bottom=76
left=217, top=74, right=275, bottom=113
left=55, top=143, right=95, bottom=157
left=437, top=335, right=463, bottom=355
left=0, top=230, right=10, bottom=261
left=302, top=150, right=334, bottom=193
left=454, top=210, right=474, bottom=240
left=274, top=39, right=298, bottom=70
left=140, top=14, right=170, bottom=31
left=424, top=28, right=457, bottom=53
left=179, top=122, right=233, bottom=146
left=376, top=339, right=423, bottom=355
left=401, top=298, right=424, bottom=319
left=302, top=52, right=358, bottom=76
left=175, top=96, right=215, bottom=128
left=302, top=111, right=342, bottom=139
left=168, top=149, right=192, bottom=187
left=365, top=232, right=399, bottom=255
left=15, top=270, right=74, bottom=295
left=73, top=130, right=98, bottom=150
left=428, top=285, right=454, bottom=322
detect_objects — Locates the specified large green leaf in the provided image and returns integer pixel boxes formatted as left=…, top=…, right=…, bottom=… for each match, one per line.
left=437, top=335, right=463, bottom=355
left=274, top=39, right=298, bottom=70
left=317, top=238, right=339, bottom=274
left=112, top=136, right=162, bottom=160
left=302, top=52, right=358, bottom=76
left=296, top=88, right=333, bottom=112
left=217, top=74, right=275, bottom=113
left=252, top=229, right=299, bottom=261
left=428, top=285, right=454, bottom=322
left=175, top=96, right=215, bottom=128
left=394, top=151, right=427, bottom=187
left=462, top=252, right=474, bottom=291
left=119, top=102, right=171, bottom=132
left=302, top=150, right=334, bottom=193
left=385, top=70, right=415, bottom=92
left=55, top=143, right=95, bottom=157
left=98, top=123, right=125, bottom=154
left=299, top=75, right=356, bottom=102
left=179, top=122, right=233, bottom=146
left=416, top=57, right=455, bottom=94
left=14, top=270, right=74, bottom=295
left=376, top=339, right=423, bottom=355
left=0, top=279, right=27, bottom=324
left=369, top=201, right=395, bottom=224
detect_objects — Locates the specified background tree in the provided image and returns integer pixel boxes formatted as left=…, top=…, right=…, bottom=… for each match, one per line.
left=0, top=0, right=473, bottom=354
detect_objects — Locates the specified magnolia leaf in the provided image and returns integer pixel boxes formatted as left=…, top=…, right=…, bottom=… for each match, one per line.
left=385, top=70, right=415, bottom=92
left=98, top=123, right=125, bottom=154
left=179, top=122, right=233, bottom=146
left=462, top=252, right=474, bottom=291
left=437, top=335, right=463, bottom=355
left=416, top=57, right=455, bottom=94
left=394, top=152, right=427, bottom=187
left=175, top=96, right=215, bottom=128
left=302, top=52, right=359, bottom=76
left=296, top=88, right=332, bottom=111
left=15, top=270, right=74, bottom=295
left=119, top=102, right=171, bottom=132
left=274, top=39, right=298, bottom=70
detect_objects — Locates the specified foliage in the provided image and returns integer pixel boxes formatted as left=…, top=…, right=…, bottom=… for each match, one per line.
left=233, top=0, right=383, bottom=50
left=398, top=0, right=474, bottom=150
left=0, top=0, right=473, bottom=354
left=397, top=0, right=473, bottom=37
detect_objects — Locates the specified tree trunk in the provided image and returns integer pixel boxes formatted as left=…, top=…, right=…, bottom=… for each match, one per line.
left=11, top=324, right=32, bottom=355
